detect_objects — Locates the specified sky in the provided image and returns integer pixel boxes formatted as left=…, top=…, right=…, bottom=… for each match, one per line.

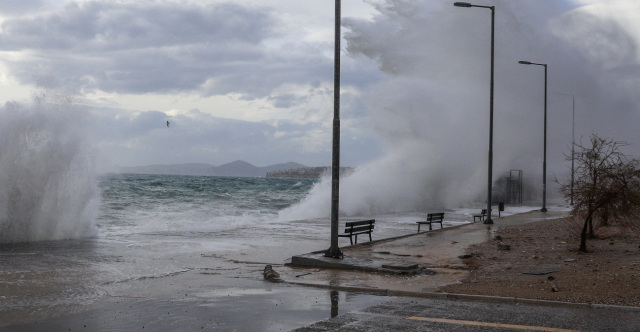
left=0, top=0, right=384, bottom=169
left=1, top=0, right=640, bottom=214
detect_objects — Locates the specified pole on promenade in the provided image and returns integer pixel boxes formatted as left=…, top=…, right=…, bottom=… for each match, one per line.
left=519, top=60, right=548, bottom=213
left=454, top=2, right=495, bottom=224
left=541, top=64, right=548, bottom=212
left=326, top=0, right=343, bottom=258
left=571, top=95, right=575, bottom=205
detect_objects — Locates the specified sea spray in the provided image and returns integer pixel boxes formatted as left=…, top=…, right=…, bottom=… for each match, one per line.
left=0, top=97, right=99, bottom=243
left=278, top=148, right=485, bottom=221
left=282, top=0, right=640, bottom=220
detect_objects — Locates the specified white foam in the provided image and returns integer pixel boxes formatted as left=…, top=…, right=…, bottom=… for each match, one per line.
left=0, top=97, right=99, bottom=243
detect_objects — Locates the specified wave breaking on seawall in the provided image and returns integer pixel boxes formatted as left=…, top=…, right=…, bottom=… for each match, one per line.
left=0, top=98, right=99, bottom=243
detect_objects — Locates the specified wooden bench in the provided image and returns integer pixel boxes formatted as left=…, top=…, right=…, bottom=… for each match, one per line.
left=473, top=209, right=487, bottom=223
left=338, top=219, right=375, bottom=245
left=416, top=213, right=444, bottom=232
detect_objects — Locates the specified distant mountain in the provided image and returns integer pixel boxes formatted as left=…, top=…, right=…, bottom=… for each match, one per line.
left=213, top=160, right=261, bottom=177
left=115, top=161, right=307, bottom=177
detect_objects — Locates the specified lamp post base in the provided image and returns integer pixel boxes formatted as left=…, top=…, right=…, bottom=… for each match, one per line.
left=324, top=248, right=343, bottom=259
left=483, top=218, right=494, bottom=224
left=541, top=207, right=548, bottom=212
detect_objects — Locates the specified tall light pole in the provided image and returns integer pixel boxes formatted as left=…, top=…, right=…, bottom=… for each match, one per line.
left=454, top=2, right=495, bottom=224
left=326, top=0, right=343, bottom=258
left=571, top=95, right=575, bottom=205
left=519, top=60, right=548, bottom=213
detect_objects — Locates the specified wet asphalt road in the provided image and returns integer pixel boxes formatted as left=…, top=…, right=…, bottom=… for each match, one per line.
left=291, top=296, right=640, bottom=332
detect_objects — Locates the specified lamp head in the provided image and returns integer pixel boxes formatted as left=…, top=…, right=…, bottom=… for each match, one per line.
left=454, top=2, right=473, bottom=7
left=519, top=61, right=533, bottom=65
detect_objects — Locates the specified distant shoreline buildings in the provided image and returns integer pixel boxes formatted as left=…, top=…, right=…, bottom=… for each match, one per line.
left=266, top=167, right=355, bottom=179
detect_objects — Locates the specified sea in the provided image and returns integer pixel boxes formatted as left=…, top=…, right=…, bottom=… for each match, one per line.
left=0, top=173, right=514, bottom=331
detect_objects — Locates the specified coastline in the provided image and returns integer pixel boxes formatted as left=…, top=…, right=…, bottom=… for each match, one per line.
left=3, top=208, right=638, bottom=331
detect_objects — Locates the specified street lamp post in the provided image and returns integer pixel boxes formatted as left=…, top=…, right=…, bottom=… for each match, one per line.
left=571, top=95, right=575, bottom=205
left=454, top=2, right=495, bottom=224
left=518, top=60, right=548, bottom=213
left=326, top=0, right=343, bottom=258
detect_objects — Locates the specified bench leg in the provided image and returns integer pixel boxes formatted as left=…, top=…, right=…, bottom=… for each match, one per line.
left=429, top=223, right=432, bottom=231
left=354, top=234, right=358, bottom=245
left=417, top=224, right=421, bottom=233
left=350, top=235, right=354, bottom=246
left=368, top=232, right=372, bottom=242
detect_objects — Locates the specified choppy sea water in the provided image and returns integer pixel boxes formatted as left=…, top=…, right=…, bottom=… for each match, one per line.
left=1, top=173, right=533, bottom=330
left=93, top=174, right=479, bottom=283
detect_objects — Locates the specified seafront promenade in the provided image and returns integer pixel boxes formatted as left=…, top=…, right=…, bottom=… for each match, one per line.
left=283, top=210, right=640, bottom=331
left=281, top=210, right=568, bottom=295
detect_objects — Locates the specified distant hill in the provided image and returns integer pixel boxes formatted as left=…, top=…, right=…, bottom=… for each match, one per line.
left=116, top=161, right=307, bottom=177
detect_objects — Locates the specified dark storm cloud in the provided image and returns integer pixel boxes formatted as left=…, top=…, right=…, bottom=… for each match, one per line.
left=0, top=1, right=331, bottom=99
left=0, top=2, right=271, bottom=51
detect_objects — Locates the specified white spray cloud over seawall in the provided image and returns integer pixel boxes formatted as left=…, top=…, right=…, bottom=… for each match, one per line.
left=280, top=0, right=640, bottom=220
left=0, top=96, right=99, bottom=243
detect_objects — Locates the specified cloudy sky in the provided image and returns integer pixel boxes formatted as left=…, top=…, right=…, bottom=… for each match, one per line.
left=1, top=0, right=640, bottom=212
left=0, top=0, right=384, bottom=169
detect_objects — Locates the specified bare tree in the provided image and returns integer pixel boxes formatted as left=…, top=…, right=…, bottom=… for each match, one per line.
left=558, top=134, right=640, bottom=252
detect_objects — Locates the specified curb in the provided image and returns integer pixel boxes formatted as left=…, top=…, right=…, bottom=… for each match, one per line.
left=329, top=222, right=474, bottom=251
left=281, top=280, right=640, bottom=312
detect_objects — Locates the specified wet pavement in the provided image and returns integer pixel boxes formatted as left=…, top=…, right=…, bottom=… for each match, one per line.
left=281, top=209, right=640, bottom=331
left=281, top=210, right=569, bottom=295
left=290, top=296, right=640, bottom=332
left=0, top=263, right=389, bottom=332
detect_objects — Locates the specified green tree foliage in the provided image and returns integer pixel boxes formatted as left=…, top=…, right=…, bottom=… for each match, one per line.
left=558, top=134, right=640, bottom=252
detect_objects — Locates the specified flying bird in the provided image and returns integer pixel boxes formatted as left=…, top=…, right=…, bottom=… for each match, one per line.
left=166, top=121, right=170, bottom=127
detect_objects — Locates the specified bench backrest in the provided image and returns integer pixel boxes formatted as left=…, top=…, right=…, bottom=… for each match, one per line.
left=344, top=219, right=375, bottom=233
left=427, top=213, right=444, bottom=221
left=480, top=209, right=487, bottom=215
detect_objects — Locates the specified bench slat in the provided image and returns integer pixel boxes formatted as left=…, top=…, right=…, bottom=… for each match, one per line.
left=345, top=225, right=375, bottom=233
left=344, top=220, right=375, bottom=227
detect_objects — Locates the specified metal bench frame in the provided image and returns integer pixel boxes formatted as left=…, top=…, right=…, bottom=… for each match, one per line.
left=416, top=212, right=444, bottom=232
left=473, top=209, right=487, bottom=223
left=338, top=219, right=375, bottom=245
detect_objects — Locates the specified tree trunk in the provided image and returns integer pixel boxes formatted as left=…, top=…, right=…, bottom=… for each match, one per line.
left=587, top=201, right=595, bottom=238
left=580, top=216, right=589, bottom=252
left=588, top=214, right=595, bottom=238
left=580, top=209, right=595, bottom=253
